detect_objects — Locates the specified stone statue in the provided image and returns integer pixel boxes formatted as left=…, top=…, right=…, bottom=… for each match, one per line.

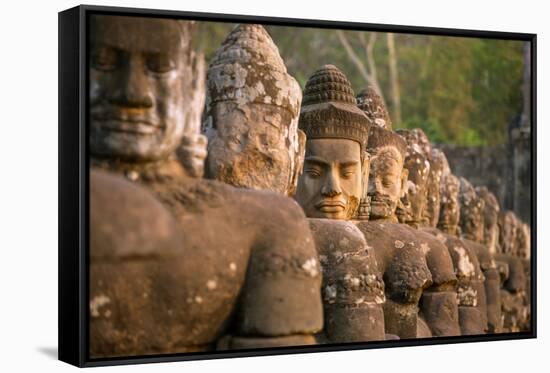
left=516, top=222, right=531, bottom=331
left=425, top=172, right=487, bottom=335
left=496, top=211, right=528, bottom=332
left=391, top=129, right=461, bottom=337
left=355, top=124, right=431, bottom=338
left=423, top=148, right=446, bottom=227
left=459, top=178, right=502, bottom=333
left=395, top=129, right=431, bottom=228
left=336, top=96, right=459, bottom=339
left=295, top=65, right=370, bottom=220
left=476, top=187, right=500, bottom=255
left=498, top=211, right=518, bottom=255
left=475, top=186, right=503, bottom=332
left=88, top=17, right=323, bottom=357
left=356, top=86, right=392, bottom=130
left=202, top=24, right=305, bottom=196
left=295, top=65, right=386, bottom=342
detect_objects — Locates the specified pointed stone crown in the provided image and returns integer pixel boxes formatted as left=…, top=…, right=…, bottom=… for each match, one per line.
left=205, top=24, right=301, bottom=116
left=357, top=86, right=393, bottom=130
left=299, top=65, right=370, bottom=152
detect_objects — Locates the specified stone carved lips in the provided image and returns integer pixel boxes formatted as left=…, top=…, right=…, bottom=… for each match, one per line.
left=315, top=198, right=347, bottom=214
left=92, top=111, right=162, bottom=135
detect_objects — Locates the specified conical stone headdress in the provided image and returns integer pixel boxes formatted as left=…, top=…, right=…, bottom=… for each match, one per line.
left=204, top=24, right=301, bottom=116
left=357, top=86, right=393, bottom=130
left=299, top=65, right=370, bottom=152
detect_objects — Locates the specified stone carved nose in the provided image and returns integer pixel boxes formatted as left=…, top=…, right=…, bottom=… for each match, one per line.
left=367, top=177, right=380, bottom=195
left=110, top=58, right=154, bottom=108
left=321, top=172, right=342, bottom=197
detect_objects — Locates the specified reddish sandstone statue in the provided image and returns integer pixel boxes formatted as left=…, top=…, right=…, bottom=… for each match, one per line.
left=458, top=179, right=501, bottom=333
left=393, top=129, right=461, bottom=337
left=295, top=65, right=386, bottom=342
left=496, top=211, right=529, bottom=332
left=203, top=24, right=305, bottom=196
left=88, top=17, right=323, bottom=357
left=352, top=96, right=459, bottom=337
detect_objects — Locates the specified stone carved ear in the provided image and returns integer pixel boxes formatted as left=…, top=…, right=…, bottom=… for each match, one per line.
left=288, top=129, right=306, bottom=197
left=399, top=168, right=409, bottom=199
left=185, top=51, right=206, bottom=135
left=177, top=133, right=208, bottom=178
left=361, top=151, right=371, bottom=201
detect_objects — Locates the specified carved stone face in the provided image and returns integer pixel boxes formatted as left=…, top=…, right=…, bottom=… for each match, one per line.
left=438, top=173, right=460, bottom=235
left=517, top=223, right=531, bottom=259
left=367, top=146, right=407, bottom=220
left=423, top=149, right=446, bottom=227
left=295, top=139, right=365, bottom=220
left=204, top=101, right=304, bottom=196
left=400, top=148, right=430, bottom=226
left=90, top=16, right=191, bottom=161
left=476, top=187, right=500, bottom=255
left=498, top=211, right=517, bottom=254
left=459, top=178, right=485, bottom=242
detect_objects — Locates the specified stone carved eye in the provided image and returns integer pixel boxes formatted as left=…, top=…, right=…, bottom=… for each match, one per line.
left=382, top=177, right=394, bottom=187
left=341, top=169, right=355, bottom=179
left=92, top=46, right=118, bottom=71
left=146, top=52, right=175, bottom=74
left=305, top=167, right=322, bottom=179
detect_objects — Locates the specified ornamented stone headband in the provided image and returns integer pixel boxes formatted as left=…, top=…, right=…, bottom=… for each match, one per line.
left=367, top=124, right=407, bottom=159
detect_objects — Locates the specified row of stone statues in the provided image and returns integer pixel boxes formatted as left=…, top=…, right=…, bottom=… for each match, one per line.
left=87, top=17, right=531, bottom=358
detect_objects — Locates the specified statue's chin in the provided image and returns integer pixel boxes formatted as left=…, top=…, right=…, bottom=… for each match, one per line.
left=91, top=136, right=176, bottom=163
left=370, top=204, right=394, bottom=220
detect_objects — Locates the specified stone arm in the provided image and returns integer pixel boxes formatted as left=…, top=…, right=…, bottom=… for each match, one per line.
left=355, top=221, right=432, bottom=339
left=225, top=191, right=324, bottom=348
left=495, top=254, right=526, bottom=294
left=309, top=219, right=386, bottom=343
left=390, top=225, right=460, bottom=337
left=465, top=240, right=502, bottom=333
left=420, top=227, right=487, bottom=335
left=90, top=169, right=238, bottom=357
left=419, top=241, right=461, bottom=337
left=496, top=253, right=528, bottom=332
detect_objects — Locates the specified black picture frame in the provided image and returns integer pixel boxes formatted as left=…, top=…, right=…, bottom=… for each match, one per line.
left=58, top=4, right=537, bottom=367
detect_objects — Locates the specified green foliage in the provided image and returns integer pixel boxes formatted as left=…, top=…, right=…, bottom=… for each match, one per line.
left=192, top=21, right=526, bottom=146
left=400, top=116, right=447, bottom=144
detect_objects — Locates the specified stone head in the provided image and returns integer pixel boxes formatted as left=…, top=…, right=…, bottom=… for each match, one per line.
left=202, top=24, right=304, bottom=196
left=295, top=65, right=370, bottom=220
left=512, top=216, right=527, bottom=258
left=366, top=125, right=408, bottom=221
left=498, top=211, right=518, bottom=255
left=476, top=186, right=500, bottom=255
left=395, top=129, right=431, bottom=227
left=516, top=222, right=531, bottom=259
left=396, top=128, right=432, bottom=159
left=458, top=178, right=485, bottom=242
left=413, top=128, right=432, bottom=160
left=89, top=15, right=194, bottom=162
left=438, top=173, right=460, bottom=235
left=357, top=86, right=392, bottom=130
left=423, top=148, right=447, bottom=227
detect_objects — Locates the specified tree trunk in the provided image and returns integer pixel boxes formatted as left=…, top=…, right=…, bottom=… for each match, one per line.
left=520, top=42, right=531, bottom=128
left=386, top=33, right=402, bottom=125
left=336, top=30, right=385, bottom=105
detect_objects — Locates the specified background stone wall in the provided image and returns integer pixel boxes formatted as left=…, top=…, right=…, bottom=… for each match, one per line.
left=439, top=126, right=532, bottom=225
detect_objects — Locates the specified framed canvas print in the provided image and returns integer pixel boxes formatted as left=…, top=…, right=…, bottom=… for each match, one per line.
left=58, top=4, right=536, bottom=367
